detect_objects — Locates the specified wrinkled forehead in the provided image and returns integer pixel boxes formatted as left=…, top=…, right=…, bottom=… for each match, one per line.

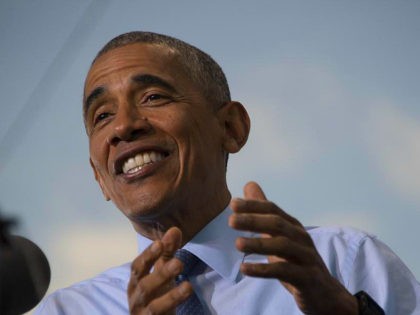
left=84, top=43, right=181, bottom=94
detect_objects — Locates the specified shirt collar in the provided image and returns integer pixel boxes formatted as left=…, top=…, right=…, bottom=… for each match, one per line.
left=136, top=207, right=247, bottom=283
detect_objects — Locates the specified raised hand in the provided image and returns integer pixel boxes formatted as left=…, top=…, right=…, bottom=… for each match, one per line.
left=229, top=182, right=358, bottom=315
left=127, top=227, right=192, bottom=315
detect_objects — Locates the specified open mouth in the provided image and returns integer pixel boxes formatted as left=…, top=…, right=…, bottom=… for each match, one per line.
left=121, top=151, right=168, bottom=174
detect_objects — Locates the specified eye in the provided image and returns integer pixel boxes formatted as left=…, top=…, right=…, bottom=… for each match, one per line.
left=142, top=93, right=171, bottom=106
left=93, top=112, right=112, bottom=126
left=147, top=94, right=163, bottom=101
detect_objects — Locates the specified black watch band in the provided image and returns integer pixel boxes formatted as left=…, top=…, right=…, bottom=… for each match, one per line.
left=354, top=291, right=385, bottom=315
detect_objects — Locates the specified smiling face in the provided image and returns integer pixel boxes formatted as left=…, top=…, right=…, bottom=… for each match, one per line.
left=84, top=43, right=246, bottom=240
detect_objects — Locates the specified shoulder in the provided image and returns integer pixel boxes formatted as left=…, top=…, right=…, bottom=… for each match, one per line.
left=34, top=263, right=131, bottom=315
left=305, top=225, right=415, bottom=275
left=307, top=226, right=420, bottom=313
left=305, top=226, right=374, bottom=281
left=306, top=226, right=374, bottom=254
left=57, top=261, right=131, bottom=294
left=306, top=225, right=373, bottom=243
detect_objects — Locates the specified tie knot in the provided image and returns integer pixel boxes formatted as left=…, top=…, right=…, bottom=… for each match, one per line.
left=175, top=249, right=200, bottom=276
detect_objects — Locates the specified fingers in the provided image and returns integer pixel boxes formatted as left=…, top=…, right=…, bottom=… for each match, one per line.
left=139, top=282, right=192, bottom=315
left=235, top=236, right=314, bottom=263
left=160, top=227, right=183, bottom=260
left=243, top=181, right=267, bottom=201
left=128, top=241, right=163, bottom=295
left=128, top=227, right=190, bottom=314
left=231, top=181, right=317, bottom=277
left=130, top=283, right=192, bottom=314
left=229, top=212, right=308, bottom=240
left=232, top=182, right=358, bottom=314
left=240, top=261, right=305, bottom=286
left=237, top=181, right=300, bottom=225
left=129, top=257, right=188, bottom=313
left=230, top=198, right=303, bottom=228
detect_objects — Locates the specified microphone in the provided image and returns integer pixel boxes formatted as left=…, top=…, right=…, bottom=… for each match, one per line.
left=0, top=212, right=51, bottom=315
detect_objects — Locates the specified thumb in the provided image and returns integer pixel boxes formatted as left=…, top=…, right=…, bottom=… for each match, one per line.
left=243, top=181, right=267, bottom=201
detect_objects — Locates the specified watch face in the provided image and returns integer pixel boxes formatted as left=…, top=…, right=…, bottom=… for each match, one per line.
left=355, top=291, right=385, bottom=315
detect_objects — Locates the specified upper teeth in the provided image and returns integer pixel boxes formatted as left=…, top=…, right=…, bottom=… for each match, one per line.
left=122, top=151, right=164, bottom=174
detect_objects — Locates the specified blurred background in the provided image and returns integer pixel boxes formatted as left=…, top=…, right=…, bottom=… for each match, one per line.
left=1, top=1, right=419, bottom=313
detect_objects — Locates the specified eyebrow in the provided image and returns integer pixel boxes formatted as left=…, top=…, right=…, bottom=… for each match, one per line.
left=131, top=74, right=176, bottom=93
left=84, top=86, right=106, bottom=118
left=83, top=74, right=176, bottom=118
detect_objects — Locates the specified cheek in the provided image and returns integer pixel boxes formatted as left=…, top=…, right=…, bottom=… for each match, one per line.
left=152, top=106, right=223, bottom=166
left=154, top=110, right=194, bottom=144
left=89, top=135, right=110, bottom=172
left=176, top=113, right=222, bottom=163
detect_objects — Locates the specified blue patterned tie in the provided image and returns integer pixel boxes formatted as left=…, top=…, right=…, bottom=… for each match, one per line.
left=175, top=249, right=205, bottom=315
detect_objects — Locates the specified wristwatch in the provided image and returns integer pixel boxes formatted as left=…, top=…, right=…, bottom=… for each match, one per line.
left=354, top=291, right=385, bottom=315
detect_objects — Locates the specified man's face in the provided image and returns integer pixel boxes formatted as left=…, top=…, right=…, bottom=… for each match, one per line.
left=84, top=43, right=229, bottom=232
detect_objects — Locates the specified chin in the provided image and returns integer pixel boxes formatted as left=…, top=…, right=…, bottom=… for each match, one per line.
left=120, top=194, right=176, bottom=224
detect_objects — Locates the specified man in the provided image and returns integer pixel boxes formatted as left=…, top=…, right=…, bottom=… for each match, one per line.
left=35, top=31, right=420, bottom=314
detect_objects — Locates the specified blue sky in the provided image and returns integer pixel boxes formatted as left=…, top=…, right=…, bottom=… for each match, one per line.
left=1, top=1, right=419, bottom=307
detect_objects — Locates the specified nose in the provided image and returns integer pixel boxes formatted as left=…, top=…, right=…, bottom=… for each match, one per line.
left=107, top=105, right=152, bottom=145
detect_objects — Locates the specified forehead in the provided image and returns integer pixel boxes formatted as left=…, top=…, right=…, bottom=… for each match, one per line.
left=84, top=43, right=186, bottom=96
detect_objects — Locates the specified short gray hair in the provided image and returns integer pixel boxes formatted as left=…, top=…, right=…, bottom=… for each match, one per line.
left=92, top=31, right=231, bottom=107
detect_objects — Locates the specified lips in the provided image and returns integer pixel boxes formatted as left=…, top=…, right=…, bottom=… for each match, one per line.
left=122, top=151, right=165, bottom=174
left=113, top=146, right=170, bottom=176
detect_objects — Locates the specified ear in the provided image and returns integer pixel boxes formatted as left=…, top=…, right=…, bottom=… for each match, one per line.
left=89, top=158, right=111, bottom=201
left=217, top=101, right=250, bottom=153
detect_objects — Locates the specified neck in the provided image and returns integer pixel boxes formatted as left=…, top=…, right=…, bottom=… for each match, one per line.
left=132, top=186, right=231, bottom=244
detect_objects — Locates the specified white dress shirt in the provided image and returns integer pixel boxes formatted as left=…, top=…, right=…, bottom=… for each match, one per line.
left=35, top=207, right=420, bottom=314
